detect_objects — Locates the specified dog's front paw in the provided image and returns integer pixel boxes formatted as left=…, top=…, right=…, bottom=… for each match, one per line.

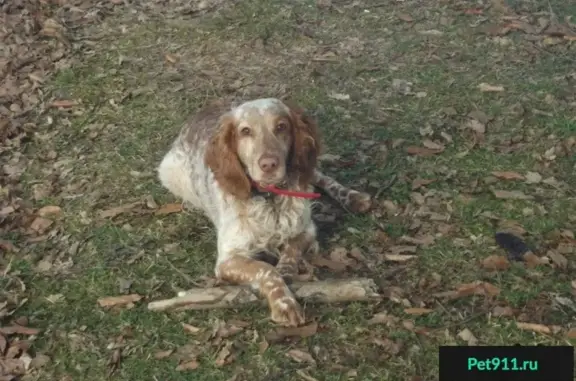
left=269, top=295, right=305, bottom=327
left=346, top=191, right=372, bottom=213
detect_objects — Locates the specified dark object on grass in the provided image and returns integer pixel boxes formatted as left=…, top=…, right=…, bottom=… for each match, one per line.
left=495, top=232, right=531, bottom=261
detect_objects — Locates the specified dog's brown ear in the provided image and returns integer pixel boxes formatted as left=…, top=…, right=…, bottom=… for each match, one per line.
left=205, top=116, right=251, bottom=200
left=285, top=100, right=320, bottom=189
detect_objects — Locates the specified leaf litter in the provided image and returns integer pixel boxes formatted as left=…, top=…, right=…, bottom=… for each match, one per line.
left=457, top=328, right=478, bottom=345
left=265, top=321, right=318, bottom=344
left=481, top=255, right=510, bottom=271
left=491, top=171, right=525, bottom=180
left=97, top=294, right=142, bottom=309
left=286, top=349, right=316, bottom=365
left=433, top=281, right=500, bottom=300
left=2, top=0, right=576, bottom=378
left=478, top=83, right=504, bottom=92
left=492, top=190, right=534, bottom=200
left=0, top=318, right=46, bottom=380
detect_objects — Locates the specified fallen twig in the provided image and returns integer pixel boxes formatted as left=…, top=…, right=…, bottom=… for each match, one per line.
left=148, top=278, right=381, bottom=312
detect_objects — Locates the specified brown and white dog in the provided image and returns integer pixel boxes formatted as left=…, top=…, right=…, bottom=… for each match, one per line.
left=158, top=98, right=371, bottom=326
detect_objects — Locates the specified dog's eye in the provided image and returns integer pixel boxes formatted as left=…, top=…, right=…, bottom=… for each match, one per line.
left=240, top=127, right=251, bottom=136
left=275, top=122, right=288, bottom=133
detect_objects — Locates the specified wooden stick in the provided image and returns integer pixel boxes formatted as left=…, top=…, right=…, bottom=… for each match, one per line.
left=147, top=278, right=381, bottom=312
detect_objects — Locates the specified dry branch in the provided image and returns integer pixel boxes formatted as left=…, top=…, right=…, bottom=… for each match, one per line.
left=148, top=278, right=381, bottom=312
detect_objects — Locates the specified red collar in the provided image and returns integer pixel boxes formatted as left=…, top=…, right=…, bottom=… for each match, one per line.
left=251, top=180, right=321, bottom=199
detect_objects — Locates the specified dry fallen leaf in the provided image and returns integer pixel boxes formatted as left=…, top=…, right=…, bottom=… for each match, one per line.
left=411, top=178, right=435, bottom=190
left=154, top=349, right=174, bottom=359
left=498, top=221, right=528, bottom=236
left=441, top=131, right=453, bottom=143
left=465, top=119, right=486, bottom=134
left=382, top=287, right=405, bottom=304
left=516, top=322, right=551, bottom=334
left=29, top=217, right=53, bottom=233
left=492, top=306, right=514, bottom=317
left=155, top=203, right=183, bottom=215
left=404, top=308, right=433, bottom=316
left=389, top=246, right=418, bottom=254
left=99, top=202, right=141, bottom=219
left=0, top=326, right=41, bottom=336
left=474, top=282, right=500, bottom=296
left=481, top=255, right=510, bottom=271
left=457, top=328, right=478, bottom=345
left=182, top=323, right=201, bottom=334
left=492, top=190, right=534, bottom=200
left=316, top=0, right=332, bottom=9
left=0, top=240, right=19, bottom=253
left=37, top=205, right=62, bottom=217
left=348, top=247, right=368, bottom=263
left=108, top=348, right=122, bottom=377
left=419, top=29, right=444, bottom=36
left=372, top=337, right=403, bottom=355
left=422, top=139, right=445, bottom=150
left=397, top=13, right=414, bottom=22
left=491, top=171, right=524, bottom=180
left=266, top=321, right=318, bottom=343
left=258, top=338, right=269, bottom=354
left=46, top=294, right=65, bottom=304
left=29, top=354, right=51, bottom=369
left=0, top=333, right=7, bottom=354
left=402, top=320, right=415, bottom=331
left=328, top=92, right=350, bottom=101
left=317, top=153, right=342, bottom=164
left=546, top=250, right=568, bottom=269
left=211, top=320, right=246, bottom=341
left=176, top=359, right=199, bottom=371
left=523, top=252, right=546, bottom=268
left=405, top=146, right=444, bottom=156
left=400, top=234, right=435, bottom=246
left=286, top=349, right=316, bottom=365
left=97, top=294, right=142, bottom=308
left=174, top=344, right=201, bottom=364
left=434, top=281, right=500, bottom=299
left=215, top=341, right=234, bottom=367
left=296, top=369, right=320, bottom=381
left=367, top=312, right=399, bottom=326
left=525, top=171, right=542, bottom=184
left=14, top=317, right=28, bottom=326
left=50, top=100, right=78, bottom=108
left=464, top=8, right=483, bottom=15
left=310, top=256, right=347, bottom=272
left=164, top=53, right=178, bottom=64
left=329, top=247, right=355, bottom=266
left=144, top=195, right=158, bottom=209
left=384, top=254, right=417, bottom=262
left=478, top=83, right=504, bottom=92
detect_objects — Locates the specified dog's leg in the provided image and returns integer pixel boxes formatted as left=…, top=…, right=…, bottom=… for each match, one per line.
left=312, top=169, right=372, bottom=213
left=276, top=224, right=319, bottom=282
left=216, top=250, right=304, bottom=327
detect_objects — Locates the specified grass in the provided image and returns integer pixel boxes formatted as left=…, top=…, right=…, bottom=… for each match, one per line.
left=5, top=0, right=576, bottom=380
